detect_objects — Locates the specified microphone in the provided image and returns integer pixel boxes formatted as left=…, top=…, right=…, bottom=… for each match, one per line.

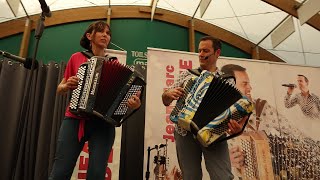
left=158, top=144, right=167, bottom=148
left=282, top=83, right=296, bottom=88
left=1, top=50, right=39, bottom=70
left=204, top=53, right=214, bottom=60
left=39, top=0, right=52, bottom=17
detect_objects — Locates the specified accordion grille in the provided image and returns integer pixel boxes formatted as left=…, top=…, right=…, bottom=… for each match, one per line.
left=210, top=110, right=244, bottom=135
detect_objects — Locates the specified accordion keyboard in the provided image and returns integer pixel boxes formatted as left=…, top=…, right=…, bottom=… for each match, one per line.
left=70, top=64, right=88, bottom=110
left=114, top=84, right=143, bottom=115
left=170, top=78, right=195, bottom=122
left=79, top=59, right=98, bottom=109
left=240, top=137, right=258, bottom=178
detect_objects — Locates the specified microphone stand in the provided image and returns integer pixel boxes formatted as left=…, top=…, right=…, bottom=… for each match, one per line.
left=33, top=12, right=45, bottom=68
left=146, top=146, right=151, bottom=180
left=11, top=12, right=46, bottom=179
left=146, top=145, right=159, bottom=180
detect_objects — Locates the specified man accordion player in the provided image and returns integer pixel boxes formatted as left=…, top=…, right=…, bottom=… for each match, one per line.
left=161, top=36, right=253, bottom=180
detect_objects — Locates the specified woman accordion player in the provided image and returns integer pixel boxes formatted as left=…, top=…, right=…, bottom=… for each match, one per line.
left=49, top=21, right=141, bottom=180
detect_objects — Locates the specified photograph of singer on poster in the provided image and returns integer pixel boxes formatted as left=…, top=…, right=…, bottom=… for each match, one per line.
left=283, top=74, right=320, bottom=119
left=272, top=64, right=320, bottom=140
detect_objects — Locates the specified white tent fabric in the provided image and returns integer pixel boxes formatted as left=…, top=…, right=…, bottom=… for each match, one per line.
left=0, top=0, right=319, bottom=66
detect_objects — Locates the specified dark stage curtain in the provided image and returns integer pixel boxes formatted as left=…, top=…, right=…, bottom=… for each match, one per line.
left=120, top=65, right=147, bottom=180
left=0, top=59, right=147, bottom=180
left=0, top=59, right=67, bottom=180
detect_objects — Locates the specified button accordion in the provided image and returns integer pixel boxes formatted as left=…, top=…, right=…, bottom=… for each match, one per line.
left=170, top=70, right=253, bottom=147
left=69, top=56, right=145, bottom=126
left=236, top=131, right=275, bottom=180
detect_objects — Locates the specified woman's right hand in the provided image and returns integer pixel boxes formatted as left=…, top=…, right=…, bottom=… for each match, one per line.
left=57, top=76, right=79, bottom=94
left=65, top=76, right=79, bottom=90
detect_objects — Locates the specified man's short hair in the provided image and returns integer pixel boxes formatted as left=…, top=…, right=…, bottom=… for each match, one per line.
left=298, top=74, right=309, bottom=83
left=221, top=64, right=246, bottom=76
left=200, top=36, right=222, bottom=52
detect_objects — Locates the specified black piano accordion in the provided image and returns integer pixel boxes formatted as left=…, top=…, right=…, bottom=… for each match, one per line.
left=69, top=56, right=146, bottom=126
left=170, top=69, right=253, bottom=147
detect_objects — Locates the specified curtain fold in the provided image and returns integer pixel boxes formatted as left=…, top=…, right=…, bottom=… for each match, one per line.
left=34, top=62, right=66, bottom=180
left=0, top=60, right=28, bottom=180
left=48, top=62, right=68, bottom=175
left=0, top=60, right=67, bottom=180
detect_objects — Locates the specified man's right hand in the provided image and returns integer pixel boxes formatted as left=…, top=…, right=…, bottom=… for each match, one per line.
left=287, top=86, right=295, bottom=95
left=229, top=146, right=245, bottom=169
left=162, top=87, right=185, bottom=106
left=165, top=87, right=185, bottom=100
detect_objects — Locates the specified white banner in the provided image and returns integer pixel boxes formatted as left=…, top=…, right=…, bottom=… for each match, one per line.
left=145, top=48, right=209, bottom=179
left=145, top=47, right=320, bottom=179
left=71, top=49, right=127, bottom=180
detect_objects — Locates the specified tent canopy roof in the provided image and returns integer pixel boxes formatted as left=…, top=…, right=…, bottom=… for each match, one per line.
left=0, top=0, right=319, bottom=66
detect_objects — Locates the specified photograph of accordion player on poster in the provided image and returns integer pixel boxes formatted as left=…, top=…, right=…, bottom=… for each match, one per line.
left=145, top=48, right=320, bottom=180
left=221, top=60, right=320, bottom=180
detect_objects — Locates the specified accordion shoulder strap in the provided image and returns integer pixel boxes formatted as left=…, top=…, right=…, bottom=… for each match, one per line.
left=255, top=98, right=267, bottom=120
left=187, top=68, right=202, bottom=76
left=251, top=98, right=267, bottom=131
left=81, top=50, right=118, bottom=61
left=188, top=68, right=227, bottom=79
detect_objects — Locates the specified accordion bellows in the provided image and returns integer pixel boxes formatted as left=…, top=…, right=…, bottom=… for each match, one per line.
left=69, top=56, right=145, bottom=126
left=170, top=70, right=253, bottom=146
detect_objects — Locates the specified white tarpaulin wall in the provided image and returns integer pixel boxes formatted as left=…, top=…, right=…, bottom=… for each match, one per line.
left=145, top=47, right=320, bottom=179
left=71, top=49, right=127, bottom=180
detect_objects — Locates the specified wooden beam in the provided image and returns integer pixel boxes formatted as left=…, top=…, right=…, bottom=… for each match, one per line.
left=262, top=0, right=320, bottom=31
left=107, top=7, right=111, bottom=26
left=19, top=18, right=32, bottom=58
left=189, top=19, right=195, bottom=52
left=252, top=46, right=260, bottom=60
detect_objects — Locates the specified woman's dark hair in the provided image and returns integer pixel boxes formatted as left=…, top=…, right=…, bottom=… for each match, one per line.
left=80, top=21, right=111, bottom=50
